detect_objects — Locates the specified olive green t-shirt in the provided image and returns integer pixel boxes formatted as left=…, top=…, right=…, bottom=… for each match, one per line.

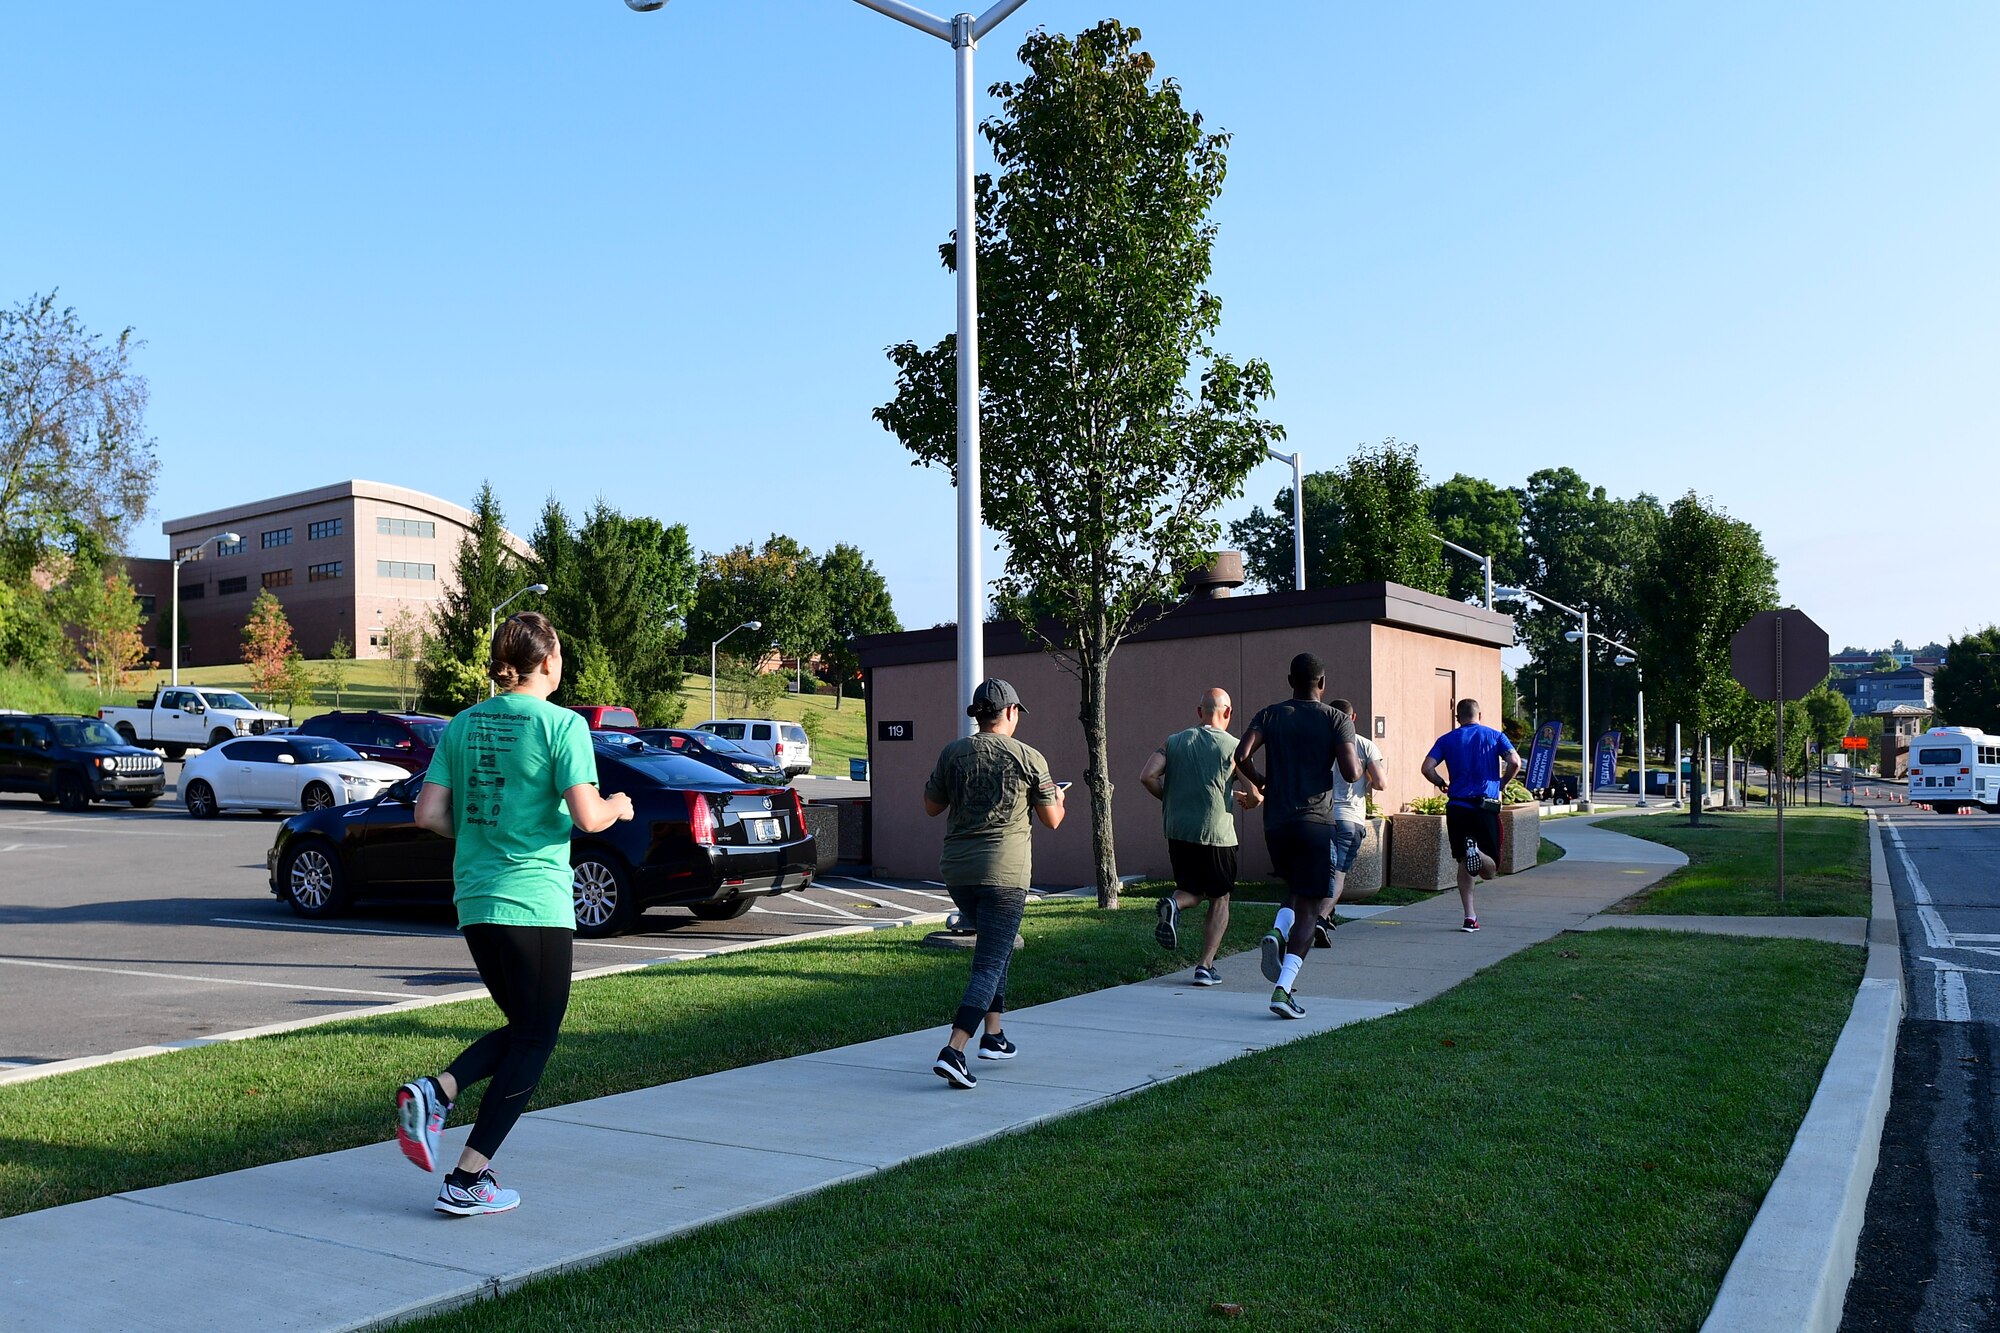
left=424, top=693, right=598, bottom=930
left=1161, top=725, right=1239, bottom=847
left=924, top=732, right=1058, bottom=889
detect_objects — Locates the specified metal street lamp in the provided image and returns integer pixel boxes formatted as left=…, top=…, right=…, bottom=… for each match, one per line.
left=710, top=620, right=763, bottom=722
left=625, top=0, right=1033, bottom=735
left=1609, top=648, right=1645, bottom=806
left=1499, top=584, right=1594, bottom=812
left=1264, top=446, right=1305, bottom=591
left=1433, top=533, right=1494, bottom=609
left=488, top=582, right=550, bottom=697
left=170, top=530, right=242, bottom=686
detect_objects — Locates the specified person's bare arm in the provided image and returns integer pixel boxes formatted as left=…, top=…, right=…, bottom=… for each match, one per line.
left=565, top=783, right=634, bottom=834
left=1232, top=728, right=1266, bottom=794
left=1502, top=749, right=1523, bottom=786
left=1365, top=755, right=1388, bottom=792
left=1334, top=738, right=1361, bottom=784
left=1034, top=785, right=1067, bottom=830
left=415, top=782, right=454, bottom=838
left=1420, top=755, right=1447, bottom=792
left=1138, top=748, right=1167, bottom=800
left=924, top=795, right=949, bottom=817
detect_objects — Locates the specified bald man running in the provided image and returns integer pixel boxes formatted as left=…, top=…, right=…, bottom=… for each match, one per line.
left=1139, top=688, right=1253, bottom=987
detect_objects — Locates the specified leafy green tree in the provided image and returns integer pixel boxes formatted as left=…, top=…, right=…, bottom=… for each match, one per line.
left=816, top=543, right=900, bottom=710
left=381, top=606, right=426, bottom=711
left=1873, top=653, right=1899, bottom=672
left=874, top=20, right=1282, bottom=906
left=276, top=650, right=321, bottom=718
left=1631, top=492, right=1776, bottom=825
left=1429, top=473, right=1526, bottom=604
left=322, top=633, right=353, bottom=708
left=687, top=536, right=822, bottom=680
left=1803, top=684, right=1853, bottom=766
left=1326, top=439, right=1445, bottom=592
left=421, top=482, right=520, bottom=712
left=240, top=589, right=296, bottom=706
left=67, top=561, right=147, bottom=698
left=1230, top=468, right=1343, bottom=592
left=1933, top=627, right=2000, bottom=733
left=571, top=642, right=623, bottom=707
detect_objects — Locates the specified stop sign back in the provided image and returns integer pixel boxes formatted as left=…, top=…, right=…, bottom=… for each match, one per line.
left=1731, top=608, right=1831, bottom=702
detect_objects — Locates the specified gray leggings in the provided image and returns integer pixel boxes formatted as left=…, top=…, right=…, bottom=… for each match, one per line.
left=947, top=885, right=1026, bottom=1036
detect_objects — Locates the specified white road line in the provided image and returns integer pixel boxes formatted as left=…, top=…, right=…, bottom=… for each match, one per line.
left=0, top=843, right=67, bottom=852
left=1887, top=823, right=1934, bottom=905
left=1951, top=933, right=2000, bottom=943
left=752, top=905, right=900, bottom=922
left=1887, top=821, right=1956, bottom=948
left=1940, top=969, right=1972, bottom=1022
left=827, top=875, right=953, bottom=902
left=0, top=956, right=415, bottom=1000
left=765, top=896, right=863, bottom=920
left=213, top=916, right=456, bottom=939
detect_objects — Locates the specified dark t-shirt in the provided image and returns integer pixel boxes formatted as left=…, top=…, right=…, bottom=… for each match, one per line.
left=1248, top=697, right=1357, bottom=828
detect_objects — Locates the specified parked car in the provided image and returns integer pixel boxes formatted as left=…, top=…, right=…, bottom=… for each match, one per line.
left=265, top=731, right=815, bottom=937
left=633, top=728, right=788, bottom=785
left=698, top=718, right=812, bottom=778
left=181, top=735, right=406, bottom=818
left=100, top=687, right=290, bottom=759
left=0, top=714, right=167, bottom=810
left=569, top=705, right=642, bottom=732
left=293, top=710, right=447, bottom=774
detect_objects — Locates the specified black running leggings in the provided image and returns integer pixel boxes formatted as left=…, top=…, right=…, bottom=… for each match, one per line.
left=444, top=924, right=573, bottom=1160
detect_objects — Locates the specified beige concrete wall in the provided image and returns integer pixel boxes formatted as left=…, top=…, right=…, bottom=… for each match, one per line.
left=1364, top=623, right=1505, bottom=817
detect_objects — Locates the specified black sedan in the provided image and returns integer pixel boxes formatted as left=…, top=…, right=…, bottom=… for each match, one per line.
left=265, top=732, right=816, bottom=937
left=633, top=728, right=789, bottom=786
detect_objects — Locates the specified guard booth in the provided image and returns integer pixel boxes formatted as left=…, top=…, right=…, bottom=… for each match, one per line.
left=854, top=579, right=1514, bottom=887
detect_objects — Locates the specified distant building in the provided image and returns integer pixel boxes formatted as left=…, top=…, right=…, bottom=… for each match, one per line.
left=1876, top=702, right=1935, bottom=779
left=1829, top=665, right=1934, bottom=717
left=160, top=481, right=530, bottom=668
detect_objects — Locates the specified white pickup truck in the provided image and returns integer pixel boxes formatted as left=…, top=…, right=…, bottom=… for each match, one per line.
left=100, top=688, right=291, bottom=759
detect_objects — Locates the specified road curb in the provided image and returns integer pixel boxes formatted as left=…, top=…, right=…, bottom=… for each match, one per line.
left=1699, top=810, right=1903, bottom=1333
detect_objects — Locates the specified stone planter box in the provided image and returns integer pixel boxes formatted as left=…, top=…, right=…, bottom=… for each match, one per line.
left=1497, top=803, right=1540, bottom=875
left=1387, top=812, right=1455, bottom=892
left=1337, top=816, right=1389, bottom=901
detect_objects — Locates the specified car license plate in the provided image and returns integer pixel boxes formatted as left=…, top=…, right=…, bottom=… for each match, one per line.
left=745, top=817, right=780, bottom=844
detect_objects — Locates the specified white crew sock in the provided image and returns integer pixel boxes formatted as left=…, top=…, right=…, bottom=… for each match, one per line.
left=1277, top=954, right=1304, bottom=993
left=1273, top=906, right=1296, bottom=938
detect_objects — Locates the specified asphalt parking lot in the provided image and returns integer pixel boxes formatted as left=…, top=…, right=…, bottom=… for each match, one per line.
left=0, top=766, right=944, bottom=1074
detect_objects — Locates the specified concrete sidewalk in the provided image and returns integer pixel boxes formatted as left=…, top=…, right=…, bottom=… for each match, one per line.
left=0, top=817, right=1686, bottom=1332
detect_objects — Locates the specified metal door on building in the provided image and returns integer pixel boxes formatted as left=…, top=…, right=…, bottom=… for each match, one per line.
left=1434, top=669, right=1456, bottom=741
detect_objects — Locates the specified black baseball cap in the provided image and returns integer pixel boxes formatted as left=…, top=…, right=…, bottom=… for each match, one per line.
left=967, top=678, right=1027, bottom=717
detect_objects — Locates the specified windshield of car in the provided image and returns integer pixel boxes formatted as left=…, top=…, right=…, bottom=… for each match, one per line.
left=406, top=720, right=445, bottom=747
left=285, top=738, right=362, bottom=764
left=198, top=691, right=258, bottom=711
left=51, top=719, right=125, bottom=747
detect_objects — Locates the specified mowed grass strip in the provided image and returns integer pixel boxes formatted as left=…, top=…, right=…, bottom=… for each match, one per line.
left=0, top=902, right=1264, bottom=1218
left=399, top=932, right=1861, bottom=1333
left=1611, top=806, right=1870, bottom=916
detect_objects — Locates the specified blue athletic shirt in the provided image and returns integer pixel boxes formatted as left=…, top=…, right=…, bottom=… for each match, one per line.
left=1426, top=723, right=1517, bottom=807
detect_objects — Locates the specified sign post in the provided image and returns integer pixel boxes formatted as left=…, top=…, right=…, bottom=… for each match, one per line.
left=1730, top=608, right=1831, bottom=902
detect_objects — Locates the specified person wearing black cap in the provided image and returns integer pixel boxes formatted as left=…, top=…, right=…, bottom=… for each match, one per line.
left=1233, top=652, right=1362, bottom=1019
left=922, top=678, right=1066, bottom=1088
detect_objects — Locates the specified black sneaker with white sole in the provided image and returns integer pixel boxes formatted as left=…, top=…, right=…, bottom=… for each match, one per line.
left=1269, top=987, right=1306, bottom=1020
left=1464, top=837, right=1483, bottom=879
left=1312, top=916, right=1337, bottom=949
left=934, top=1044, right=978, bottom=1088
left=1154, top=896, right=1180, bottom=951
left=1191, top=964, right=1222, bottom=986
left=977, top=1031, right=1018, bottom=1060
left=1259, top=930, right=1284, bottom=983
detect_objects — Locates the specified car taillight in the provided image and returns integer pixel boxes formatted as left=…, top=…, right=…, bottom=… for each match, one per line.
left=790, top=788, right=806, bottom=829
left=685, top=790, right=716, bottom=845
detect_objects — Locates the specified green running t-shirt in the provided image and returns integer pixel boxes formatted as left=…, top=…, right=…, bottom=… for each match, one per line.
left=424, top=693, right=598, bottom=930
left=1161, top=724, right=1239, bottom=847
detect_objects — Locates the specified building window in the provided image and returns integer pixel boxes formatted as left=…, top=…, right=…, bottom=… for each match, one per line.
left=376, top=517, right=436, bottom=539
left=309, top=561, right=343, bottom=582
left=262, top=528, right=292, bottom=548
left=218, top=576, right=248, bottom=595
left=377, top=560, right=435, bottom=580
left=216, top=537, right=245, bottom=557
left=179, top=583, right=204, bottom=600
left=262, top=569, right=293, bottom=588
left=308, top=518, right=342, bottom=540
left=175, top=545, right=203, bottom=562
left=135, top=594, right=157, bottom=616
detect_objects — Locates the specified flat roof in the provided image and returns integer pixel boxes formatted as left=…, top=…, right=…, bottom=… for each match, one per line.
left=856, top=580, right=1515, bottom=669
left=162, top=480, right=530, bottom=556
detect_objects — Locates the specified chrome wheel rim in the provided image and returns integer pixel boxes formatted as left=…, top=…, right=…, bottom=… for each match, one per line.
left=302, top=784, right=334, bottom=811
left=188, top=783, right=212, bottom=816
left=289, top=849, right=336, bottom=909
left=573, top=861, right=618, bottom=928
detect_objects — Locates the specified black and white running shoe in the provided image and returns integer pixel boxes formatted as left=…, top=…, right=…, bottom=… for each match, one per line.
left=1191, top=964, right=1222, bottom=987
left=933, top=1044, right=978, bottom=1088
left=1269, top=987, right=1306, bottom=1020
left=977, top=1031, right=1018, bottom=1060
left=1464, top=837, right=1483, bottom=879
left=395, top=1078, right=450, bottom=1174
left=1312, top=916, right=1336, bottom=949
left=1259, top=930, right=1284, bottom=983
left=434, top=1169, right=519, bottom=1217
left=1155, top=896, right=1180, bottom=951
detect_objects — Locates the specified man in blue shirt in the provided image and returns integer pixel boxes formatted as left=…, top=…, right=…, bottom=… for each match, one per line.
left=1420, top=698, right=1521, bottom=933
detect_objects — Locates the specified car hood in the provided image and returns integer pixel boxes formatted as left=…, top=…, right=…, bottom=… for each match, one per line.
left=317, top=760, right=411, bottom=782
left=72, top=745, right=164, bottom=760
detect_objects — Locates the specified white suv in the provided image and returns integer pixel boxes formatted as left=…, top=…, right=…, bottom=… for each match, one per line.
left=699, top=719, right=811, bottom=779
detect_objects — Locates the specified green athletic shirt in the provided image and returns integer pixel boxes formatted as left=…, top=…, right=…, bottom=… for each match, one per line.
left=424, top=693, right=598, bottom=930
left=1160, top=725, right=1239, bottom=847
left=924, top=732, right=1058, bottom=889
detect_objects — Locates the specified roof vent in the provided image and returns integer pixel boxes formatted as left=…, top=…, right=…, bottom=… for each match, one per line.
left=1186, top=552, right=1246, bottom=600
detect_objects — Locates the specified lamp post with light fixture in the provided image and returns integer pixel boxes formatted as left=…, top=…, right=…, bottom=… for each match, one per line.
left=488, top=582, right=549, bottom=697
left=170, top=530, right=243, bottom=687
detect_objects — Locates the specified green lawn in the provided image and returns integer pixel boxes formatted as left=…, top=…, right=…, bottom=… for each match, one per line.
left=0, top=901, right=1262, bottom=1219
left=401, top=932, right=1861, bottom=1333
left=1610, top=806, right=1870, bottom=916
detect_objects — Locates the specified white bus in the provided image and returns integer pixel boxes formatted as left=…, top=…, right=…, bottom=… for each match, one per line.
left=1907, top=726, right=2000, bottom=813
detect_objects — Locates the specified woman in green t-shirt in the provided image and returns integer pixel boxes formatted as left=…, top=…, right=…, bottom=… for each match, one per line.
left=390, top=612, right=633, bottom=1216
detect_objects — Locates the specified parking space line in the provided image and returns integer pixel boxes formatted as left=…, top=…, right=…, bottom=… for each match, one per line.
left=753, top=905, right=898, bottom=922
left=0, top=843, right=67, bottom=852
left=0, top=956, right=417, bottom=1000
left=826, top=875, right=954, bottom=902
left=212, top=916, right=459, bottom=939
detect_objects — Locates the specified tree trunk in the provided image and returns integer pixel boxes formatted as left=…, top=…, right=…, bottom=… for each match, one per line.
left=1687, top=728, right=1704, bottom=827
left=1079, top=642, right=1119, bottom=909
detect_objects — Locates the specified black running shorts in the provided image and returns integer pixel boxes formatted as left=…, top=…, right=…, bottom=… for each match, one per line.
left=1167, top=839, right=1237, bottom=900
left=1445, top=803, right=1502, bottom=862
left=1264, top=821, right=1335, bottom=899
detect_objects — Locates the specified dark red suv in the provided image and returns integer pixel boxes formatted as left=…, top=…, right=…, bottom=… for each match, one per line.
left=293, top=711, right=448, bottom=773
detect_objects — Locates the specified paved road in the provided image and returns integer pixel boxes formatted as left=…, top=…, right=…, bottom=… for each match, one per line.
left=0, top=769, right=930, bottom=1072
left=1841, top=804, right=2000, bottom=1331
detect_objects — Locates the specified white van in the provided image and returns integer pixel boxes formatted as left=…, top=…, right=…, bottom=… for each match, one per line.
left=699, top=718, right=812, bottom=779
left=1907, top=726, right=2000, bottom=813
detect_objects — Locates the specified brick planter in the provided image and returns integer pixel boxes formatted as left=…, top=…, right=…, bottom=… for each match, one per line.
left=1386, top=812, right=1455, bottom=892
left=1337, top=817, right=1389, bottom=900
left=1497, top=803, right=1540, bottom=875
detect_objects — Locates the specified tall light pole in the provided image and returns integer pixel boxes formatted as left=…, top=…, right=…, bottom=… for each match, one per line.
left=169, top=530, right=242, bottom=687
left=1610, top=648, right=1644, bottom=807
left=1499, top=584, right=1594, bottom=812
left=625, top=0, right=1032, bottom=736
left=1262, top=447, right=1305, bottom=591
left=710, top=620, right=763, bottom=722
left=488, top=582, right=549, bottom=697
left=1433, top=533, right=1494, bottom=608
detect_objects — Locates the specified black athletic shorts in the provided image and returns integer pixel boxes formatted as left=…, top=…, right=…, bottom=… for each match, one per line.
left=1264, top=821, right=1335, bottom=899
left=1167, top=839, right=1237, bottom=900
left=1446, top=803, right=1501, bottom=863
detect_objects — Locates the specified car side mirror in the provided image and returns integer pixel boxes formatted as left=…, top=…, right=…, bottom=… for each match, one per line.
left=277, top=753, right=295, bottom=765
left=395, top=738, right=413, bottom=749
left=190, top=703, right=205, bottom=714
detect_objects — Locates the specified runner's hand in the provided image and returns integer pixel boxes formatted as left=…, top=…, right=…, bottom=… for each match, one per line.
left=609, top=791, right=635, bottom=822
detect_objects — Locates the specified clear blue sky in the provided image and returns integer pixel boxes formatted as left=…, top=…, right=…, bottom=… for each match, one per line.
left=6, top=2, right=1995, bottom=656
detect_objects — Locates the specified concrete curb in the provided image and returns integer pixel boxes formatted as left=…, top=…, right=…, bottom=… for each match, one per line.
left=1699, top=810, right=1903, bottom=1333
